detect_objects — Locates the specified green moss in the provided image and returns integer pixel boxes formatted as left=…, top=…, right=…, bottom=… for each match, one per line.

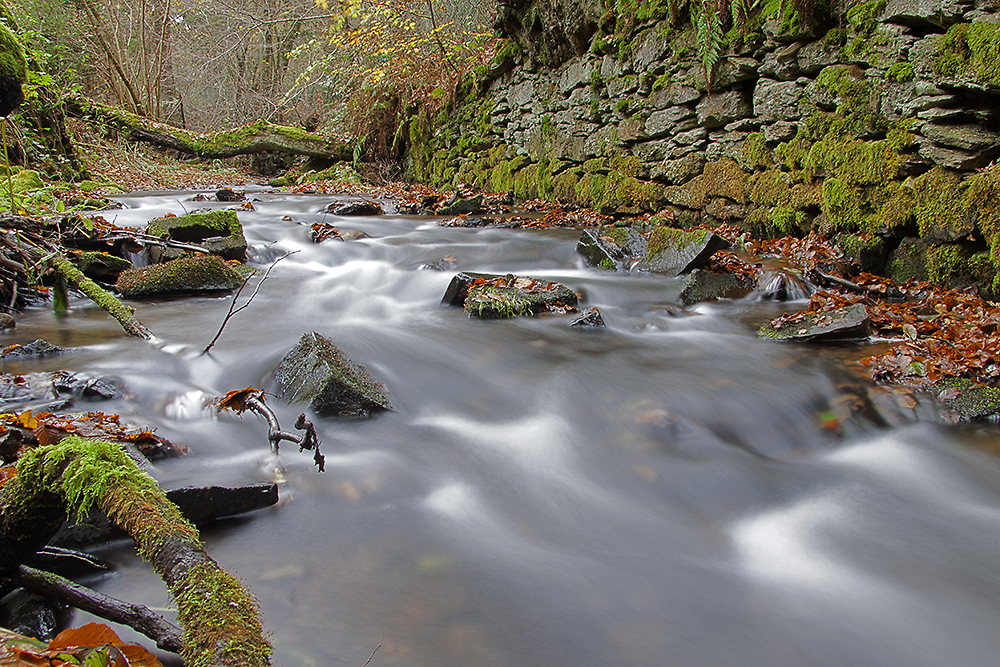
left=936, top=21, right=1000, bottom=86
left=646, top=226, right=709, bottom=259
left=742, top=132, right=773, bottom=170
left=116, top=255, right=246, bottom=297
left=845, top=0, right=887, bottom=38
left=590, top=70, right=605, bottom=93
left=886, top=61, right=915, bottom=82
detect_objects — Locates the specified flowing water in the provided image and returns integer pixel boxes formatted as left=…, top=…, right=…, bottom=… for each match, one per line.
left=8, top=189, right=1000, bottom=667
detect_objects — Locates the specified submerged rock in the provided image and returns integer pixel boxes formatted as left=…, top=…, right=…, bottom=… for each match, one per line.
left=577, top=226, right=646, bottom=270
left=759, top=303, right=871, bottom=342
left=146, top=209, right=248, bottom=263
left=166, top=483, right=279, bottom=523
left=115, top=254, right=246, bottom=297
left=273, top=332, right=392, bottom=417
left=442, top=272, right=579, bottom=319
left=1, top=339, right=64, bottom=359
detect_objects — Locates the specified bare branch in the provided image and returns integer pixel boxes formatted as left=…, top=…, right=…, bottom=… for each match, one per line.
left=202, top=251, right=297, bottom=355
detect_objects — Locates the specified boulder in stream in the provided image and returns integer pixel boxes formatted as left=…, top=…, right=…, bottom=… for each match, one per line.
left=680, top=270, right=756, bottom=305
left=1, top=339, right=64, bottom=360
left=115, top=254, right=247, bottom=297
left=326, top=201, right=383, bottom=216
left=145, top=209, right=248, bottom=263
left=759, top=302, right=871, bottom=342
left=569, top=307, right=606, bottom=328
left=577, top=226, right=647, bottom=270
left=437, top=193, right=483, bottom=216
left=442, top=272, right=579, bottom=319
left=637, top=228, right=728, bottom=276
left=273, top=332, right=392, bottom=417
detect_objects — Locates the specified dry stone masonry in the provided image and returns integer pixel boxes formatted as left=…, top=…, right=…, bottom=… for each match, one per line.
left=404, top=0, right=1000, bottom=295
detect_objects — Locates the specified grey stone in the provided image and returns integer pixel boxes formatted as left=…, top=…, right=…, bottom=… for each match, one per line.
left=438, top=194, right=484, bottom=215
left=680, top=270, right=756, bottom=304
left=633, top=29, right=670, bottom=70
left=759, top=303, right=871, bottom=342
left=917, top=107, right=970, bottom=121
left=849, top=24, right=914, bottom=68
left=569, top=307, right=606, bottom=328
left=674, top=126, right=708, bottom=146
left=648, top=83, right=701, bottom=109
left=601, top=55, right=623, bottom=80
left=712, top=57, right=760, bottom=87
left=910, top=35, right=943, bottom=79
left=753, top=79, right=806, bottom=123
left=633, top=139, right=697, bottom=161
left=881, top=0, right=970, bottom=29
left=919, top=122, right=1000, bottom=151
left=651, top=153, right=706, bottom=184
left=662, top=185, right=697, bottom=207
left=273, top=331, right=392, bottom=417
left=645, top=105, right=696, bottom=138
left=917, top=139, right=991, bottom=170
left=606, top=75, right=640, bottom=97
left=796, top=41, right=840, bottom=75
left=577, top=227, right=647, bottom=269
left=116, top=255, right=246, bottom=297
left=696, top=90, right=751, bottom=129
left=725, top=118, right=762, bottom=132
left=559, top=58, right=595, bottom=94
left=617, top=116, right=649, bottom=143
left=508, top=80, right=535, bottom=108
left=764, top=120, right=799, bottom=143
left=760, top=51, right=800, bottom=80
left=1, top=339, right=64, bottom=360
left=912, top=94, right=960, bottom=111
left=638, top=229, right=727, bottom=276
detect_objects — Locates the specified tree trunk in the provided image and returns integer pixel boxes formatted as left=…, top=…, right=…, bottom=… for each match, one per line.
left=64, top=93, right=352, bottom=160
left=0, top=437, right=273, bottom=666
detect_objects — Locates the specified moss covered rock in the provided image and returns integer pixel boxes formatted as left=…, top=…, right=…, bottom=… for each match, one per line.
left=146, top=210, right=247, bottom=263
left=273, top=332, right=392, bottom=418
left=0, top=21, right=26, bottom=117
left=638, top=227, right=727, bottom=276
left=115, top=255, right=245, bottom=297
left=442, top=271, right=579, bottom=319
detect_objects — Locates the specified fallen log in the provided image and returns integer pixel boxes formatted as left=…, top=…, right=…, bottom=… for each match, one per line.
left=0, top=436, right=273, bottom=666
left=63, top=93, right=353, bottom=161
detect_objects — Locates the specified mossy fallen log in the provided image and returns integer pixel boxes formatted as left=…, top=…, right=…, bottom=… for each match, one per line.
left=63, top=93, right=352, bottom=161
left=0, top=436, right=273, bottom=666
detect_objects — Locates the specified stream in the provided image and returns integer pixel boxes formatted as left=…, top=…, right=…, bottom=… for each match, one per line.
left=7, top=188, right=1000, bottom=667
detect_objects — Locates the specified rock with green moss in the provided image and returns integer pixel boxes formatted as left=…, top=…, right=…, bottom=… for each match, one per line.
left=759, top=303, right=871, bottom=342
left=273, top=332, right=392, bottom=418
left=0, top=20, right=26, bottom=116
left=70, top=251, right=132, bottom=282
left=638, top=227, right=727, bottom=276
left=576, top=226, right=646, bottom=270
left=115, top=255, right=245, bottom=297
left=886, top=236, right=930, bottom=283
left=835, top=233, right=889, bottom=275
left=145, top=210, right=247, bottom=263
left=934, top=378, right=1000, bottom=421
left=442, top=271, right=579, bottom=319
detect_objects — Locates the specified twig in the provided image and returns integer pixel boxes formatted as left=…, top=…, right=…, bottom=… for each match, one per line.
left=240, top=392, right=325, bottom=471
left=362, top=639, right=383, bottom=667
left=12, top=565, right=184, bottom=653
left=202, top=251, right=297, bottom=354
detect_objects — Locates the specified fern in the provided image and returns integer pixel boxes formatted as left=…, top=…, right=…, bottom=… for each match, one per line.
left=696, top=1, right=724, bottom=91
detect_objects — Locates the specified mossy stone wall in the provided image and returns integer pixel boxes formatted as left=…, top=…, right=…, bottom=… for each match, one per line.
left=404, top=0, right=1000, bottom=295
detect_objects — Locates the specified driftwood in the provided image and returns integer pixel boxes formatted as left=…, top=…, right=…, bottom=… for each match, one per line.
left=11, top=565, right=184, bottom=653
left=0, top=437, right=273, bottom=666
left=64, top=93, right=353, bottom=161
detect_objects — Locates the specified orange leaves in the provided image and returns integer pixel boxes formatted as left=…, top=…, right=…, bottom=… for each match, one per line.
left=215, top=387, right=262, bottom=415
left=0, top=623, right=162, bottom=667
left=0, top=411, right=177, bottom=458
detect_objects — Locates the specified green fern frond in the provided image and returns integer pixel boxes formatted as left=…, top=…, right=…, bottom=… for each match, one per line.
left=696, top=3, right=724, bottom=90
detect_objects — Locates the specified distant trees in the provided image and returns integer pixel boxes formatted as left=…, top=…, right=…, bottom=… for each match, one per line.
left=11, top=0, right=497, bottom=134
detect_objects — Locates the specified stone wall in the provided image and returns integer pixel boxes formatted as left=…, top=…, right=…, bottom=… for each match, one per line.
left=403, top=0, right=1000, bottom=294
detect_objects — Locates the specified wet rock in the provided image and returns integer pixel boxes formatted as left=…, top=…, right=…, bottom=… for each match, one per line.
left=437, top=194, right=484, bottom=216
left=1, top=339, right=64, bottom=360
left=680, top=270, right=756, bottom=305
left=51, top=372, right=124, bottom=401
left=759, top=302, right=871, bottom=342
left=638, top=228, right=727, bottom=277
left=215, top=187, right=244, bottom=201
left=339, top=230, right=370, bottom=241
left=146, top=209, right=248, bottom=263
left=0, top=590, right=70, bottom=641
left=165, top=483, right=279, bottom=523
left=442, top=272, right=579, bottom=319
left=116, top=254, right=247, bottom=297
left=577, top=226, right=646, bottom=270
left=70, top=251, right=132, bottom=282
left=0, top=313, right=13, bottom=329
left=327, top=201, right=384, bottom=216
left=274, top=332, right=392, bottom=417
left=569, top=307, right=606, bottom=328
left=932, top=378, right=1000, bottom=421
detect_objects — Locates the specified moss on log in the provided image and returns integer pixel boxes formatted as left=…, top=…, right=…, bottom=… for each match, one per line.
left=0, top=437, right=273, bottom=666
left=63, top=93, right=352, bottom=161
